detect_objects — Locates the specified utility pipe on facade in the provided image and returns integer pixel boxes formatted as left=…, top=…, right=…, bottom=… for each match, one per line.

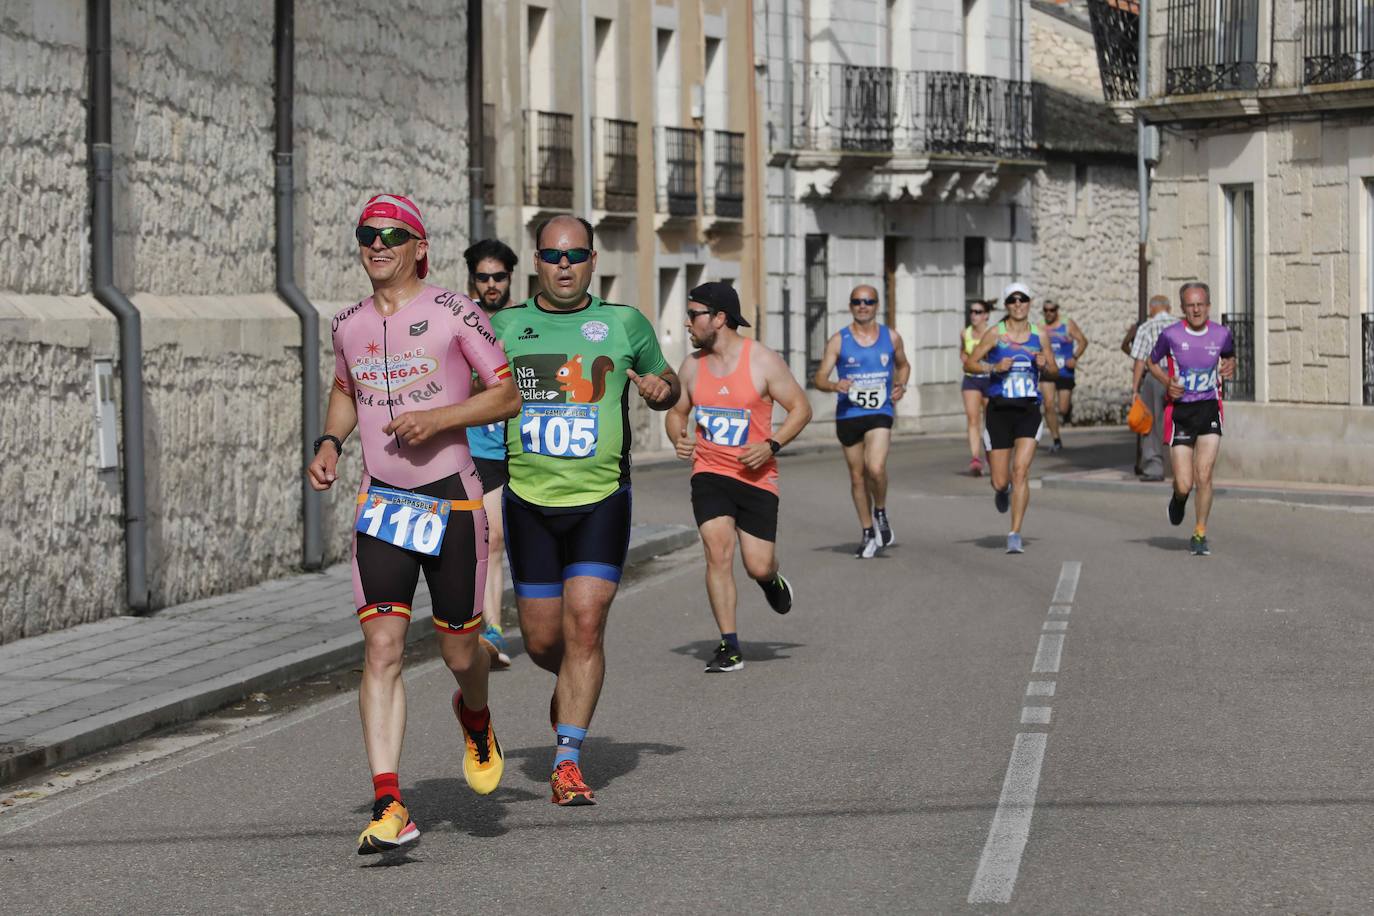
left=578, top=0, right=594, bottom=216
left=273, top=0, right=324, bottom=570
left=1136, top=0, right=1150, bottom=322
left=89, top=0, right=150, bottom=612
left=780, top=0, right=794, bottom=365
left=468, top=0, right=485, bottom=242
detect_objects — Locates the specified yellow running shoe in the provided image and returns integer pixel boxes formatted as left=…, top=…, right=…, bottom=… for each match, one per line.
left=356, top=796, right=419, bottom=855
left=453, top=690, right=504, bottom=795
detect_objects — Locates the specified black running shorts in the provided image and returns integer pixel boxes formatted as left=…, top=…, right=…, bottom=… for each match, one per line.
left=690, top=473, right=780, bottom=542
left=472, top=456, right=508, bottom=494
left=1167, top=399, right=1223, bottom=446
left=503, top=485, right=632, bottom=599
left=835, top=413, right=893, bottom=447
left=985, top=397, right=1043, bottom=450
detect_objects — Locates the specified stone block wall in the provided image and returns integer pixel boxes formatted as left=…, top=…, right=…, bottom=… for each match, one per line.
left=1, top=1, right=469, bottom=642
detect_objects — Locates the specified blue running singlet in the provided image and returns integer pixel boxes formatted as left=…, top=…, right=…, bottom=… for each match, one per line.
left=835, top=325, right=896, bottom=420
left=987, top=321, right=1044, bottom=402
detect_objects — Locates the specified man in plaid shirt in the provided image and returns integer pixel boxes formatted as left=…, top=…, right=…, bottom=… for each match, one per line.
left=1130, top=295, right=1177, bottom=481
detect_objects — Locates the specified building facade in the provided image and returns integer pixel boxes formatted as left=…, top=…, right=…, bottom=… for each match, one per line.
left=481, top=0, right=763, bottom=449
left=755, top=0, right=1040, bottom=429
left=1096, top=0, right=1374, bottom=484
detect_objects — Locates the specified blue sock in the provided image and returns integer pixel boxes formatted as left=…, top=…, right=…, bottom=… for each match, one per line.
left=554, top=724, right=587, bottom=767
left=721, top=632, right=740, bottom=652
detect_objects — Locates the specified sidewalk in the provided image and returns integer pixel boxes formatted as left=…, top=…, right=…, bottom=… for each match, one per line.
left=1041, top=465, right=1374, bottom=507
left=0, top=523, right=695, bottom=787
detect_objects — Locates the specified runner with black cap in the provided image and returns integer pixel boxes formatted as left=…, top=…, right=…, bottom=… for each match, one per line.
left=666, top=283, right=813, bottom=673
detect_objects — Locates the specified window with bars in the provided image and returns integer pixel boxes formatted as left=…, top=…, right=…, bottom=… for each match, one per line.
left=805, top=235, right=829, bottom=381
left=1304, top=0, right=1374, bottom=84
left=1165, top=0, right=1272, bottom=94
left=1224, top=185, right=1256, bottom=401
left=1365, top=180, right=1374, bottom=405
left=964, top=236, right=986, bottom=322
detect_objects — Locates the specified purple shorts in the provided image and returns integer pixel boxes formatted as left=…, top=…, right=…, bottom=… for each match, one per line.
left=961, top=375, right=991, bottom=395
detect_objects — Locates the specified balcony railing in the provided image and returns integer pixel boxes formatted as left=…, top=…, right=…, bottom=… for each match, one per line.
left=482, top=103, right=496, bottom=206
left=706, top=130, right=745, bottom=218
left=1222, top=314, right=1255, bottom=401
left=594, top=118, right=637, bottom=213
left=657, top=126, right=698, bottom=216
left=524, top=109, right=574, bottom=210
left=1086, top=0, right=1140, bottom=101
left=787, top=64, right=1035, bottom=158
left=1363, top=314, right=1374, bottom=406
left=1165, top=0, right=1274, bottom=94
left=1304, top=0, right=1374, bottom=84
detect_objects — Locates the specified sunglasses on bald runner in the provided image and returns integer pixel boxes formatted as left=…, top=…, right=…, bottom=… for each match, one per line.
left=850, top=298, right=878, bottom=306
left=537, top=248, right=592, bottom=265
left=355, top=226, right=420, bottom=248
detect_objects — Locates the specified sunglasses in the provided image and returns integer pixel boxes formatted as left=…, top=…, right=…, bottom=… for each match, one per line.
left=474, top=271, right=509, bottom=283
left=969, top=308, right=988, bottom=315
left=850, top=298, right=878, bottom=306
left=537, top=248, right=592, bottom=265
left=1005, top=295, right=1030, bottom=304
left=686, top=308, right=712, bottom=320
left=355, top=226, right=419, bottom=248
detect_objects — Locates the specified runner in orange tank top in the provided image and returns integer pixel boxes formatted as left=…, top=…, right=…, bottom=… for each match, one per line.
left=665, top=283, right=813, bottom=673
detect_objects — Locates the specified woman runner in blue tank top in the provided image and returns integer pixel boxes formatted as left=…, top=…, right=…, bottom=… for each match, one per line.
left=964, top=283, right=1058, bottom=554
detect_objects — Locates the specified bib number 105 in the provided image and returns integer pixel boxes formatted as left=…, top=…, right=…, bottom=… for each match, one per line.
left=520, top=404, right=599, bottom=458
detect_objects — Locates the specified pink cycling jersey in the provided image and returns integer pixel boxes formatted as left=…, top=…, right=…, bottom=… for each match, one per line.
left=332, top=285, right=511, bottom=490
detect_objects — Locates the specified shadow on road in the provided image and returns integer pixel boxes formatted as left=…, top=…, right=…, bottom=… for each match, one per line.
left=502, top=738, right=685, bottom=799
left=670, top=639, right=803, bottom=664
left=956, top=535, right=1037, bottom=550
left=811, top=543, right=901, bottom=558
left=1128, top=536, right=1190, bottom=553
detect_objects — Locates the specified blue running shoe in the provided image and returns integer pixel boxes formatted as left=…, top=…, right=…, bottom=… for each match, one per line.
left=481, top=624, right=508, bottom=655
left=1189, top=534, right=1211, bottom=556
left=994, top=484, right=1011, bottom=514
left=1006, top=532, right=1024, bottom=554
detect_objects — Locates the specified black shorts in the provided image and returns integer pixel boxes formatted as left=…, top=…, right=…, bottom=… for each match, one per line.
left=835, top=413, right=894, bottom=447
left=351, top=472, right=485, bottom=634
left=1054, top=377, right=1076, bottom=391
left=690, top=473, right=779, bottom=542
left=472, top=456, right=508, bottom=494
left=503, top=486, right=632, bottom=598
left=1166, top=399, right=1223, bottom=446
left=984, top=398, right=1044, bottom=450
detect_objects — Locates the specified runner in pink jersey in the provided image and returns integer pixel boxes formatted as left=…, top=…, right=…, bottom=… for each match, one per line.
left=306, top=194, right=520, bottom=855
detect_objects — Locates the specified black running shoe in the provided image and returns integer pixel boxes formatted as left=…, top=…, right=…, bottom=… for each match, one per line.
left=760, top=573, right=793, bottom=615
left=855, top=528, right=877, bottom=558
left=874, top=510, right=894, bottom=547
left=1189, top=534, right=1211, bottom=556
left=705, top=640, right=743, bottom=673
left=1168, top=492, right=1188, bottom=526
left=994, top=485, right=1011, bottom=514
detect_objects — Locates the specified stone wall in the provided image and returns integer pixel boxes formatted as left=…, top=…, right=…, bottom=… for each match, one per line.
left=0, top=0, right=469, bottom=642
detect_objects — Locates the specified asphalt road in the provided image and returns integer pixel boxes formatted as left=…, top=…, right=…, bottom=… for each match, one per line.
left=3, top=430, right=1372, bottom=914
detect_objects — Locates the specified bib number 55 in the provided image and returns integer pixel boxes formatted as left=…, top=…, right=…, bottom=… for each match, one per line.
left=520, top=404, right=599, bottom=458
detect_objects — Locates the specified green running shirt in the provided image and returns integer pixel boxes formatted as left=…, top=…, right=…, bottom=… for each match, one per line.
left=492, top=296, right=669, bottom=507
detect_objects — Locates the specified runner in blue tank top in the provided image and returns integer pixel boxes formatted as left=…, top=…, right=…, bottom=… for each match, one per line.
left=1038, top=300, right=1088, bottom=454
left=965, top=283, right=1058, bottom=554
left=464, top=238, right=520, bottom=666
left=813, top=284, right=911, bottom=558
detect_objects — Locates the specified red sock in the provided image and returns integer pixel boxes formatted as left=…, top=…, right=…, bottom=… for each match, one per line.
left=458, top=702, right=490, bottom=732
left=372, top=772, right=400, bottom=803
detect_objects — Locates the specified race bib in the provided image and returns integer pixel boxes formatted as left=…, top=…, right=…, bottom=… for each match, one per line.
left=1002, top=369, right=1038, bottom=399
left=1180, top=367, right=1218, bottom=393
left=520, top=404, right=599, bottom=458
left=696, top=406, right=750, bottom=446
left=848, top=384, right=887, bottom=410
left=356, top=485, right=450, bottom=556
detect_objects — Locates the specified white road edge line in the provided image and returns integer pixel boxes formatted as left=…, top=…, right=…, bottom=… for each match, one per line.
left=1051, top=561, right=1081, bottom=605
left=1032, top=635, right=1064, bottom=673
left=968, top=732, right=1049, bottom=904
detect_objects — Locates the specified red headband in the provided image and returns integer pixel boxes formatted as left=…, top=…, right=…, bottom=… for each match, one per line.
left=358, top=194, right=428, bottom=278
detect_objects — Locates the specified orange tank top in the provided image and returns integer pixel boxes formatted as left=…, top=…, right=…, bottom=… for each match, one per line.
left=690, top=339, right=778, bottom=493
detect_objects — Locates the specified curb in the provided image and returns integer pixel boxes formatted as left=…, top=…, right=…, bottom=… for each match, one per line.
left=1040, top=471, right=1374, bottom=507
left=0, top=525, right=696, bottom=787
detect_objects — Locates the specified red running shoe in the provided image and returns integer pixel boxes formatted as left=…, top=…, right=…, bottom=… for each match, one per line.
left=969, top=457, right=984, bottom=477
left=550, top=760, right=596, bottom=806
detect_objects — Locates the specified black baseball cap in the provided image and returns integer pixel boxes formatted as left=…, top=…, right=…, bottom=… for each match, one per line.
left=688, top=281, right=751, bottom=328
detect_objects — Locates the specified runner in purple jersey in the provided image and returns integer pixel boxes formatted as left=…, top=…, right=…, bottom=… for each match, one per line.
left=1147, top=281, right=1237, bottom=557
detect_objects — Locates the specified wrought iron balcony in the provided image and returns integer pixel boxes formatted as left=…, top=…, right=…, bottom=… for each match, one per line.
left=594, top=118, right=638, bottom=213
left=523, top=109, right=574, bottom=210
left=1363, top=313, right=1374, bottom=406
left=1164, top=0, right=1274, bottom=94
left=1222, top=314, right=1255, bottom=401
left=1086, top=0, right=1140, bottom=101
left=787, top=64, right=1035, bottom=158
left=1304, top=0, right=1374, bottom=85
left=656, top=126, right=698, bottom=216
left=705, top=130, right=745, bottom=219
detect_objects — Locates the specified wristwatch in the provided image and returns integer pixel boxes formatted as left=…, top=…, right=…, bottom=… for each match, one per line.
left=767, top=438, right=781, bottom=455
left=313, top=434, right=344, bottom=456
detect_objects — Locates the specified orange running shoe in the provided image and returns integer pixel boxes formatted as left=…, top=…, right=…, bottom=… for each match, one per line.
left=550, top=760, right=596, bottom=806
left=357, top=796, right=419, bottom=855
left=452, top=690, right=504, bottom=795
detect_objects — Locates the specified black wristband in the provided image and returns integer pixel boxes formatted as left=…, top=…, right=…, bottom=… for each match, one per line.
left=767, top=438, right=781, bottom=455
left=313, top=434, right=343, bottom=456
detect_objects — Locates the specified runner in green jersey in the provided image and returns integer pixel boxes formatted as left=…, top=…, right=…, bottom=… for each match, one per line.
left=492, top=215, right=680, bottom=805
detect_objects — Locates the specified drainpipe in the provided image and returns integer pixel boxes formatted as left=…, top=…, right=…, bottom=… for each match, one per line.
left=274, top=0, right=324, bottom=570
left=780, top=0, right=794, bottom=366
left=578, top=0, right=594, bottom=216
left=88, top=0, right=150, bottom=612
left=1137, top=0, right=1150, bottom=323
left=468, top=0, right=485, bottom=241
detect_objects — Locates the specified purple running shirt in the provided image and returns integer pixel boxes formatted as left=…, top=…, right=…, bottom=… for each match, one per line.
left=1149, top=320, right=1234, bottom=403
